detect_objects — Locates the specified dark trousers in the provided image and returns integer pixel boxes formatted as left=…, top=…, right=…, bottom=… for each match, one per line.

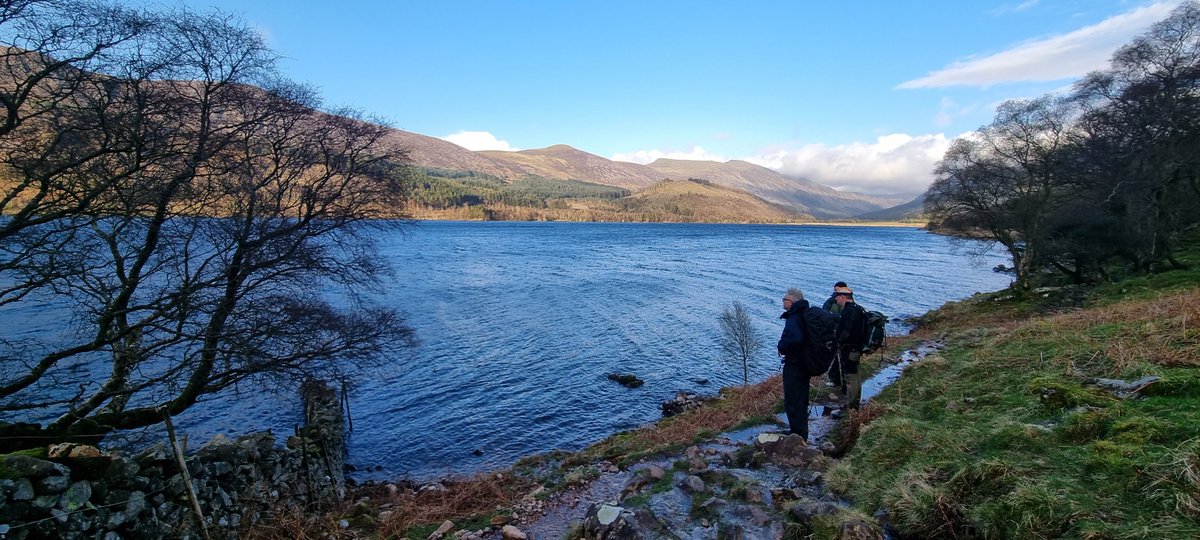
left=840, top=347, right=863, bottom=408
left=782, top=362, right=810, bottom=440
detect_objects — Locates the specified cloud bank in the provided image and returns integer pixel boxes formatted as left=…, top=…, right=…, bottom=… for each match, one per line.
left=441, top=131, right=520, bottom=151
left=899, top=1, right=1181, bottom=88
left=746, top=133, right=953, bottom=198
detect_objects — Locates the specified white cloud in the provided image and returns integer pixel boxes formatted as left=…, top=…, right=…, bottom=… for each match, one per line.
left=746, top=133, right=953, bottom=198
left=610, top=145, right=727, bottom=164
left=898, top=1, right=1182, bottom=89
left=440, top=131, right=520, bottom=151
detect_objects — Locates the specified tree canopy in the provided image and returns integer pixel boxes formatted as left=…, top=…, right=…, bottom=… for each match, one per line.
left=926, top=1, right=1200, bottom=287
left=0, top=0, right=413, bottom=447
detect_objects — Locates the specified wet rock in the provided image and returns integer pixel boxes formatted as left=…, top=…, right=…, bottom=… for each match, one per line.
left=680, top=475, right=705, bottom=494
left=1089, top=376, right=1162, bottom=399
left=759, top=434, right=822, bottom=468
left=793, top=470, right=823, bottom=486
left=770, top=487, right=801, bottom=506
left=620, top=475, right=648, bottom=501
left=59, top=480, right=91, bottom=512
left=582, top=503, right=642, bottom=540
left=1, top=454, right=70, bottom=479
left=38, top=474, right=71, bottom=494
left=607, top=373, right=644, bottom=388
left=500, top=524, right=527, bottom=540
left=12, top=478, right=35, bottom=500
left=789, top=501, right=841, bottom=522
left=661, top=392, right=708, bottom=416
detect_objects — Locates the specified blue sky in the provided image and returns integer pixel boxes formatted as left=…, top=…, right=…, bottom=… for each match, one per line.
left=147, top=0, right=1185, bottom=198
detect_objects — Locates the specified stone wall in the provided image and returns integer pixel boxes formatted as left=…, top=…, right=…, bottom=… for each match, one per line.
left=0, top=381, right=346, bottom=539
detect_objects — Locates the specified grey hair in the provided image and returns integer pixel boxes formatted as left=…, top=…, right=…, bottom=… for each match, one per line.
left=784, top=288, right=805, bottom=301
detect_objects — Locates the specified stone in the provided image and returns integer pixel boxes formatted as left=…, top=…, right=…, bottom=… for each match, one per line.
left=681, top=475, right=705, bottom=494
left=500, top=525, right=527, bottom=540
left=428, top=519, right=454, bottom=539
left=596, top=504, right=623, bottom=526
left=761, top=435, right=822, bottom=467
left=1, top=454, right=69, bottom=479
left=38, top=474, right=71, bottom=494
left=490, top=514, right=510, bottom=527
left=48, top=443, right=103, bottom=459
left=789, top=501, right=841, bottom=522
left=59, top=480, right=91, bottom=512
left=608, top=373, right=644, bottom=388
left=12, top=478, right=35, bottom=501
left=645, top=465, right=665, bottom=480
left=770, top=487, right=801, bottom=506
left=1090, top=376, right=1162, bottom=399
left=755, top=432, right=784, bottom=446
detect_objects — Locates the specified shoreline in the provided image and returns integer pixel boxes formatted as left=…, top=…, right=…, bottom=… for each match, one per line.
left=404, top=216, right=925, bottom=228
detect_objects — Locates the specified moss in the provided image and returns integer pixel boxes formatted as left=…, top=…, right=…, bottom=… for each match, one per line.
left=1060, top=406, right=1120, bottom=443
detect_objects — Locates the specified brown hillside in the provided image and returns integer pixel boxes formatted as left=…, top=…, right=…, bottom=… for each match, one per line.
left=646, top=159, right=905, bottom=219
left=478, top=145, right=663, bottom=189
left=613, top=178, right=807, bottom=223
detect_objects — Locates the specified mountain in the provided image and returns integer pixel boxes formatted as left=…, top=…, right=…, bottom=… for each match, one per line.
left=643, top=159, right=906, bottom=220
left=479, top=145, right=663, bottom=189
left=854, top=194, right=926, bottom=221
left=386, top=130, right=909, bottom=220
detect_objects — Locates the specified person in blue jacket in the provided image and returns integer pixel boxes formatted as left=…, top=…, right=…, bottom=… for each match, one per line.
left=777, top=287, right=811, bottom=440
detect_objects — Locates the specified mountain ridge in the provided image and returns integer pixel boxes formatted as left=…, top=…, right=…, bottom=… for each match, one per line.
left=409, top=136, right=910, bottom=219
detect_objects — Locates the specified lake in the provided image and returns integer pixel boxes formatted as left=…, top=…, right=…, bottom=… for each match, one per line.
left=3, top=221, right=1011, bottom=480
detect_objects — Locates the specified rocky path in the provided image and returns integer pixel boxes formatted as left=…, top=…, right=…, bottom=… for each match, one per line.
left=488, top=341, right=945, bottom=540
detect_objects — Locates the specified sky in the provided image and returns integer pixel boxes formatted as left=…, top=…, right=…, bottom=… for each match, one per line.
left=141, top=0, right=1186, bottom=199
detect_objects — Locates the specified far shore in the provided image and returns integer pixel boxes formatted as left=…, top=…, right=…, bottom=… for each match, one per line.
left=795, top=220, right=924, bottom=228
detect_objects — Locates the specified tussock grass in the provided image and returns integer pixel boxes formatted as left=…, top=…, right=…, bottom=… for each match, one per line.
left=576, top=376, right=783, bottom=466
left=838, top=266, right=1200, bottom=538
left=362, top=473, right=536, bottom=539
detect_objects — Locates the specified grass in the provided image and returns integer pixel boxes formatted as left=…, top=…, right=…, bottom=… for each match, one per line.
left=829, top=245, right=1200, bottom=539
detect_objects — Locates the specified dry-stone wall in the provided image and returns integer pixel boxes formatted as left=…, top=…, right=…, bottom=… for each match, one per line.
left=0, top=380, right=346, bottom=539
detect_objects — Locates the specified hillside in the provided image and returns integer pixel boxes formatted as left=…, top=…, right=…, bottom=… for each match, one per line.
left=646, top=158, right=906, bottom=219
left=392, top=133, right=905, bottom=219
left=608, top=177, right=807, bottom=222
left=853, top=194, right=925, bottom=221
left=479, top=145, right=663, bottom=190
left=398, top=171, right=809, bottom=223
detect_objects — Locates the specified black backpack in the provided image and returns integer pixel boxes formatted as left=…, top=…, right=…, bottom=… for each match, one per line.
left=862, top=310, right=889, bottom=354
left=800, top=306, right=838, bottom=375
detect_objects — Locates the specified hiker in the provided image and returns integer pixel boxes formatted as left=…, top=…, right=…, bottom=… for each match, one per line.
left=834, top=285, right=869, bottom=410
left=821, top=281, right=848, bottom=314
left=777, top=287, right=812, bottom=440
left=822, top=282, right=851, bottom=389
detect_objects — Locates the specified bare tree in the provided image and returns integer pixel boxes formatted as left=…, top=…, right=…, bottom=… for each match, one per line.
left=717, top=301, right=761, bottom=386
left=925, top=97, right=1081, bottom=288
left=0, top=2, right=414, bottom=447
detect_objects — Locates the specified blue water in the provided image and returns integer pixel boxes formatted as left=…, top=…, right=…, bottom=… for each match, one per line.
left=1, top=221, right=1010, bottom=480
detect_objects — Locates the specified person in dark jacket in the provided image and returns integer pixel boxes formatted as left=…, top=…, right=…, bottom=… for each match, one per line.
left=834, top=286, right=868, bottom=409
left=822, top=282, right=850, bottom=389
left=777, top=287, right=811, bottom=439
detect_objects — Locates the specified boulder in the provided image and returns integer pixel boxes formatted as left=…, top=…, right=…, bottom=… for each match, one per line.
left=759, top=434, right=822, bottom=467
left=582, top=503, right=643, bottom=540
left=500, top=524, right=527, bottom=540
left=607, top=373, right=644, bottom=388
left=789, top=501, right=841, bottom=522
left=1, top=454, right=70, bottom=479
